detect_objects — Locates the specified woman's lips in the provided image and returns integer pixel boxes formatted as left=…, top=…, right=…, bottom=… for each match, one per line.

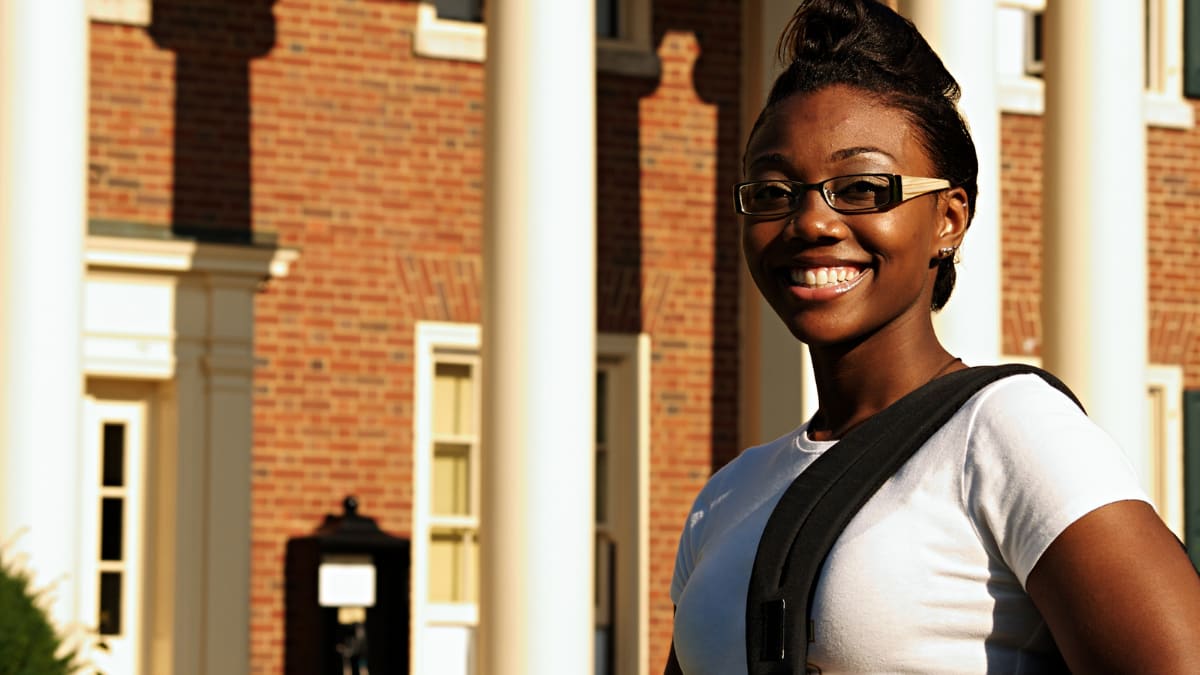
left=789, top=265, right=862, bottom=288
left=778, top=265, right=872, bottom=301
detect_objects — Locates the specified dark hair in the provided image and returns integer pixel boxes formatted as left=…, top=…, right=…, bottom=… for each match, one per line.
left=749, top=0, right=978, bottom=311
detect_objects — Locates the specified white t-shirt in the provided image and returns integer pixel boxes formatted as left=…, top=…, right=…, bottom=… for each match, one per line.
left=670, top=374, right=1150, bottom=674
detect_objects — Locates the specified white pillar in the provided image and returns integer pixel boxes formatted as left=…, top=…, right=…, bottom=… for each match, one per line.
left=900, top=0, right=1003, bottom=366
left=480, top=1, right=596, bottom=673
left=0, top=0, right=88, bottom=625
left=1042, top=1, right=1149, bottom=485
left=740, top=0, right=818, bottom=447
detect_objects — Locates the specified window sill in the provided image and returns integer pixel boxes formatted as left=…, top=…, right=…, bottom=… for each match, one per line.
left=87, top=0, right=151, bottom=26
left=999, top=76, right=1195, bottom=130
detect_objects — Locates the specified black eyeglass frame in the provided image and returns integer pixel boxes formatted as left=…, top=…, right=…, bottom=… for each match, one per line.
left=733, top=173, right=952, bottom=217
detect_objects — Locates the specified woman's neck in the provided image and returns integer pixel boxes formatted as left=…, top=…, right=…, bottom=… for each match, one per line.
left=806, top=332, right=963, bottom=441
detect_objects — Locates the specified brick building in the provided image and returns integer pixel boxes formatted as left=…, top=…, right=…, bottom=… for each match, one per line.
left=3, top=1, right=1200, bottom=674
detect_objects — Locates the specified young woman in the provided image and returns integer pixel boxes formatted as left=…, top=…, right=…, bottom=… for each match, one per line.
left=666, top=1, right=1200, bottom=673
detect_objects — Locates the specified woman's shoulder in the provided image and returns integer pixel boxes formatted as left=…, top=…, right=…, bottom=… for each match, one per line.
left=954, top=369, right=1148, bottom=583
left=955, top=369, right=1098, bottom=444
left=682, top=424, right=821, bottom=534
left=700, top=425, right=811, bottom=497
left=970, top=369, right=1084, bottom=415
left=956, top=369, right=1126, bottom=471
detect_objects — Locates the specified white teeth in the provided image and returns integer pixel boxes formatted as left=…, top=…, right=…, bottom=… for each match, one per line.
left=790, top=266, right=864, bottom=289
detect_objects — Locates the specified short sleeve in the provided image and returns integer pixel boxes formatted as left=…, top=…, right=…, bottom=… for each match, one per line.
left=962, top=375, right=1150, bottom=586
left=670, top=499, right=703, bottom=605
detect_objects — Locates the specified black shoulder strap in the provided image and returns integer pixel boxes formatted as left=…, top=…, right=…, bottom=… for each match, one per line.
left=745, top=364, right=1081, bottom=675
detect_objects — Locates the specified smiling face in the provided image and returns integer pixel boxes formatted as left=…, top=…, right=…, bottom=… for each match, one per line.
left=741, top=84, right=968, bottom=349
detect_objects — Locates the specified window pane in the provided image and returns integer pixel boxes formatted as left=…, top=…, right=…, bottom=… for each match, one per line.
left=429, top=528, right=478, bottom=604
left=436, top=0, right=483, bottom=22
left=433, top=442, right=471, bottom=516
left=595, top=369, right=609, bottom=523
left=597, top=0, right=619, bottom=39
left=1030, top=11, right=1044, bottom=64
left=434, top=363, right=474, bottom=436
left=99, top=571, right=122, bottom=635
left=1186, top=0, right=1200, bottom=97
left=463, top=530, right=479, bottom=604
left=102, top=423, right=126, bottom=487
left=595, top=447, right=608, bottom=524
left=428, top=530, right=460, bottom=603
left=100, top=497, right=124, bottom=561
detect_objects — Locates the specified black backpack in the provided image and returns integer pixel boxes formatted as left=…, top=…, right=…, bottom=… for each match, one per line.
left=744, top=364, right=1082, bottom=675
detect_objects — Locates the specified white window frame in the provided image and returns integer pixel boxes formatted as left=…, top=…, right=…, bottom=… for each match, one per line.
left=595, top=332, right=653, bottom=675
left=1147, top=364, right=1185, bottom=538
left=413, top=322, right=483, bottom=675
left=996, top=0, right=1194, bottom=129
left=79, top=389, right=152, bottom=675
left=412, top=323, right=651, bottom=675
left=413, top=0, right=660, bottom=77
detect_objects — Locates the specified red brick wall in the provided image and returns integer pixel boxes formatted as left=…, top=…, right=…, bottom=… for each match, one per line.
left=89, top=1, right=741, bottom=673
left=630, top=2, right=744, bottom=662
left=89, top=23, right=174, bottom=226
left=1000, top=104, right=1200, bottom=389
left=1147, top=119, right=1200, bottom=385
left=999, top=112, right=1044, bottom=359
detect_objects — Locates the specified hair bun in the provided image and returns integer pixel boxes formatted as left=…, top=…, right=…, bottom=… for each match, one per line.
left=776, top=0, right=959, bottom=104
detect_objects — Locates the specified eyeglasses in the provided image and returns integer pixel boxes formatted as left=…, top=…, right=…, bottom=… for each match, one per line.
left=733, top=173, right=951, bottom=217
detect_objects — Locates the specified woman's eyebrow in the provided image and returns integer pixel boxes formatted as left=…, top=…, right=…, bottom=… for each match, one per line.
left=745, top=152, right=791, bottom=171
left=828, top=146, right=896, bottom=162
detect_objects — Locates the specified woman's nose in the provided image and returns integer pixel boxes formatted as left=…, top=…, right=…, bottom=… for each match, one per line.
left=782, top=189, right=846, bottom=241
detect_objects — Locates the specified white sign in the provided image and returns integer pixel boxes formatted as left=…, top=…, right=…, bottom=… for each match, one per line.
left=318, top=554, right=376, bottom=608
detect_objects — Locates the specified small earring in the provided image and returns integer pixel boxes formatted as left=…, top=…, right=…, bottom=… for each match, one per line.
left=937, top=246, right=959, bottom=262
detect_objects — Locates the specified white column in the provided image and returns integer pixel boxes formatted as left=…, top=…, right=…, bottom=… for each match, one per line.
left=900, top=0, right=1003, bottom=366
left=1042, top=1, right=1149, bottom=484
left=480, top=1, right=596, bottom=674
left=739, top=0, right=817, bottom=447
left=0, top=0, right=88, bottom=626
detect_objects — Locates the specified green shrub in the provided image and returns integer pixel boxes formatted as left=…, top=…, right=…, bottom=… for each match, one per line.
left=0, top=555, right=79, bottom=675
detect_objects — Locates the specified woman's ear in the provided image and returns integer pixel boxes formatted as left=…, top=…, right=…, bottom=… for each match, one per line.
left=933, top=186, right=970, bottom=253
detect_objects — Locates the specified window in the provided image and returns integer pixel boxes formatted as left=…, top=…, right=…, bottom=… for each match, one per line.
left=429, top=0, right=623, bottom=39
left=79, top=393, right=150, bottom=674
left=996, top=0, right=1193, bottom=128
left=435, top=0, right=485, bottom=23
left=414, top=0, right=658, bottom=76
left=593, top=334, right=651, bottom=675
left=413, top=324, right=650, bottom=675
left=413, top=324, right=481, bottom=675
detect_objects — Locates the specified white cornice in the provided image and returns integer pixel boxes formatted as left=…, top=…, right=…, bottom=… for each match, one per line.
left=85, top=234, right=299, bottom=281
